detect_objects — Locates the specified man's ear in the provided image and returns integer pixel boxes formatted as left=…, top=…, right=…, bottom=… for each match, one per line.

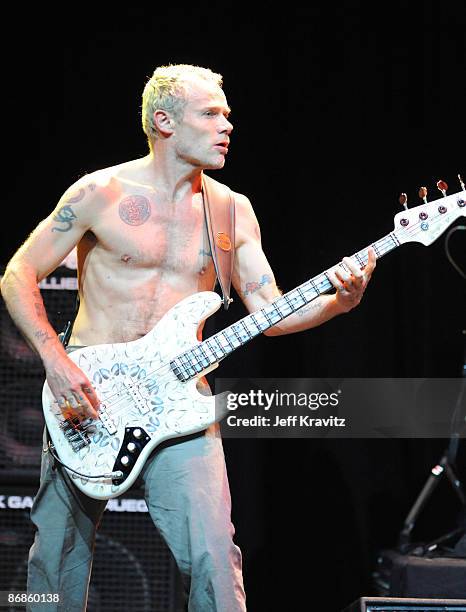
left=153, top=110, right=175, bottom=137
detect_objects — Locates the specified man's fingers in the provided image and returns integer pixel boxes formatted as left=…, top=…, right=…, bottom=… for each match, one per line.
left=341, top=257, right=363, bottom=279
left=76, top=391, right=99, bottom=420
left=56, top=387, right=99, bottom=421
left=366, top=247, right=377, bottom=272
left=327, top=269, right=345, bottom=291
left=81, top=381, right=101, bottom=412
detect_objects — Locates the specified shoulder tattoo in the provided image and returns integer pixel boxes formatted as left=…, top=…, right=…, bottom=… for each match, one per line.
left=52, top=205, right=77, bottom=232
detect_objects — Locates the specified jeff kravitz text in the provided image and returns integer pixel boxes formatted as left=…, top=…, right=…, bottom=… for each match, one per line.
left=226, top=414, right=346, bottom=428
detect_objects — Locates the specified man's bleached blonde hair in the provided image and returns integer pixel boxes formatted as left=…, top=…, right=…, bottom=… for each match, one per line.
left=142, top=64, right=223, bottom=150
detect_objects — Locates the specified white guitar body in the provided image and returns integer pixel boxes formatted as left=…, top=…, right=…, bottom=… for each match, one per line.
left=42, top=291, right=224, bottom=500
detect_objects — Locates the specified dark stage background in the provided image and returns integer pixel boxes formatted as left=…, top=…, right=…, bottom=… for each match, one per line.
left=1, top=2, right=465, bottom=611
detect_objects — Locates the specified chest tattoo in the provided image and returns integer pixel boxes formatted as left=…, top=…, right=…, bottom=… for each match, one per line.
left=119, top=195, right=152, bottom=226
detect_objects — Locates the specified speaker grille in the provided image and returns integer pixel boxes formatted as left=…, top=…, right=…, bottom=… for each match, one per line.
left=0, top=268, right=79, bottom=473
left=0, top=486, right=183, bottom=612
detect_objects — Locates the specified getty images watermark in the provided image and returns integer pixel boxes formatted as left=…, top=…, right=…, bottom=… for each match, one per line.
left=214, top=378, right=466, bottom=438
left=225, top=388, right=344, bottom=429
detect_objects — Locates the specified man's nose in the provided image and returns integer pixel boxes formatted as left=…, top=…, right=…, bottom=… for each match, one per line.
left=220, top=117, right=233, bottom=134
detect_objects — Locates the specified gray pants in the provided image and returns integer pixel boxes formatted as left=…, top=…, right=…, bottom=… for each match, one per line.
left=27, top=423, right=246, bottom=611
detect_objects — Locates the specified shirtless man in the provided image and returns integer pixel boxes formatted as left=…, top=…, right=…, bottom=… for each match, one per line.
left=0, top=64, right=376, bottom=611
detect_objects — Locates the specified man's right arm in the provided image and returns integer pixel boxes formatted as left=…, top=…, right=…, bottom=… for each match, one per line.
left=0, top=178, right=102, bottom=418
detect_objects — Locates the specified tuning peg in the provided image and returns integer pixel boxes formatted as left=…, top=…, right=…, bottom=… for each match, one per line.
left=398, top=193, right=408, bottom=210
left=459, top=174, right=465, bottom=191
left=436, top=180, right=448, bottom=197
left=418, top=186, right=428, bottom=205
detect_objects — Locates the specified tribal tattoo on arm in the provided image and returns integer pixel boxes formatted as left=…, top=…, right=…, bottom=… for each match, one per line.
left=51, top=205, right=77, bottom=232
left=51, top=185, right=91, bottom=232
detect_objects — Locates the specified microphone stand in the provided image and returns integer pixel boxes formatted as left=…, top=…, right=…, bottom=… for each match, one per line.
left=398, top=331, right=466, bottom=554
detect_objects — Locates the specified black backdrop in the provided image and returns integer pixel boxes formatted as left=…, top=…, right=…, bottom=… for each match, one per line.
left=1, top=2, right=465, bottom=610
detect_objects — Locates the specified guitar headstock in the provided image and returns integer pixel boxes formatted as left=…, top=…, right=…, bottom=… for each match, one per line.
left=393, top=179, right=466, bottom=246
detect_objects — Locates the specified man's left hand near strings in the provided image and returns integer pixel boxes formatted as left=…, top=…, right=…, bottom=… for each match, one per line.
left=327, top=247, right=377, bottom=312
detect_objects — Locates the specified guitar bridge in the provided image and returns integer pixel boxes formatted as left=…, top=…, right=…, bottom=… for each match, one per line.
left=60, top=417, right=92, bottom=452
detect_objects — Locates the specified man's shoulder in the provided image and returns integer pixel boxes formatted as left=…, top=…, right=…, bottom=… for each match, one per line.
left=203, top=173, right=250, bottom=208
left=62, top=161, right=133, bottom=203
left=78, top=161, right=133, bottom=188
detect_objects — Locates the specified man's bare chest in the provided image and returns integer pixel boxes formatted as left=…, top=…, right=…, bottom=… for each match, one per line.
left=90, top=190, right=213, bottom=276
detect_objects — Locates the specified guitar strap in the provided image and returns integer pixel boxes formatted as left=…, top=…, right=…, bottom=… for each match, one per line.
left=201, top=173, right=236, bottom=310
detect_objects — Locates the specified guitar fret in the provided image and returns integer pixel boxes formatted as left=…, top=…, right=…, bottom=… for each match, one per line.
left=296, top=287, right=308, bottom=305
left=307, top=278, right=319, bottom=296
left=201, top=342, right=215, bottom=361
left=279, top=296, right=294, bottom=316
left=208, top=336, right=226, bottom=358
left=182, top=352, right=199, bottom=375
left=262, top=309, right=274, bottom=327
left=273, top=301, right=285, bottom=318
left=339, top=261, right=351, bottom=274
left=227, top=328, right=242, bottom=348
left=244, top=316, right=260, bottom=334
left=355, top=252, right=366, bottom=268
left=196, top=345, right=211, bottom=367
left=283, top=294, right=296, bottom=313
left=320, top=273, right=333, bottom=292
left=188, top=348, right=200, bottom=368
left=231, top=321, right=252, bottom=342
left=220, top=331, right=236, bottom=351
left=239, top=320, right=253, bottom=340
left=231, top=325, right=245, bottom=345
left=251, top=312, right=268, bottom=332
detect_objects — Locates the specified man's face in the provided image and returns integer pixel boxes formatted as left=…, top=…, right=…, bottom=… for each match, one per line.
left=172, top=78, right=233, bottom=170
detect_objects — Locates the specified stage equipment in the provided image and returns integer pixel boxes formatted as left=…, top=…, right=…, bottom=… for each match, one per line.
left=343, top=597, right=466, bottom=611
left=0, top=484, right=183, bottom=612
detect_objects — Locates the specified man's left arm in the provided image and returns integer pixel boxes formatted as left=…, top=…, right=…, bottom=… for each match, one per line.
left=232, top=194, right=376, bottom=336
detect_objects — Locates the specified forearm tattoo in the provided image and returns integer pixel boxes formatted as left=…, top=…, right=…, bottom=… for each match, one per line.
left=52, top=205, right=77, bottom=232
left=296, top=301, right=322, bottom=317
left=32, top=289, right=47, bottom=319
left=34, top=329, right=53, bottom=345
left=243, top=274, right=272, bottom=296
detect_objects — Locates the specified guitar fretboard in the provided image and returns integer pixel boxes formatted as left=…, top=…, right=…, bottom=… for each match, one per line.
left=170, top=232, right=399, bottom=382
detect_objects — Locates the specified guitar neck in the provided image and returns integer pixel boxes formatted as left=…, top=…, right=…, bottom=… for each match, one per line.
left=172, top=231, right=399, bottom=381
